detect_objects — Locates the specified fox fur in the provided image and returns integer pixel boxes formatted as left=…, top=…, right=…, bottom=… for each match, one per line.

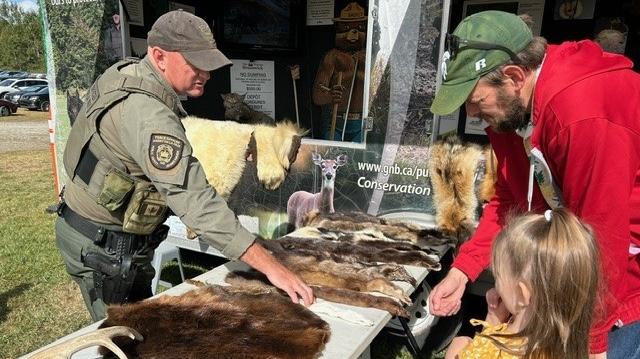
left=99, top=284, right=330, bottom=359
left=477, top=145, right=497, bottom=204
left=428, top=135, right=483, bottom=242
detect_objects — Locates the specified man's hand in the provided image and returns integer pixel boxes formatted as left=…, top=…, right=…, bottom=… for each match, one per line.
left=429, top=267, right=469, bottom=316
left=240, top=242, right=315, bottom=306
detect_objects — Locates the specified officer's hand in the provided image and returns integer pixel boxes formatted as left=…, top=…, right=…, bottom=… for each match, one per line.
left=265, top=265, right=315, bottom=307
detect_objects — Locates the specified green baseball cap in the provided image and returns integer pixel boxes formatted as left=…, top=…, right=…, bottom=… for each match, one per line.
left=430, top=11, right=532, bottom=115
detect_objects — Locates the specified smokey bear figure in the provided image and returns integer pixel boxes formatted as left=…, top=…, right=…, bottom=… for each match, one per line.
left=312, top=2, right=367, bottom=142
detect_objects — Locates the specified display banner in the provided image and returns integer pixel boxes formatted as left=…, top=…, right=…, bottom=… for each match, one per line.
left=40, top=0, right=469, bottom=239
left=41, top=0, right=122, bottom=195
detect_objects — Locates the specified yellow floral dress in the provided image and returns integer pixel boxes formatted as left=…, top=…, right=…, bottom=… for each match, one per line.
left=457, top=319, right=526, bottom=359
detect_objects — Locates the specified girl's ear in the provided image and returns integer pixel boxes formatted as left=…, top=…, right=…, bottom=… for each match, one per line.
left=517, top=281, right=532, bottom=307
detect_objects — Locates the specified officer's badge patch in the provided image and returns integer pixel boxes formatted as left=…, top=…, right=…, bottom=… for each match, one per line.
left=149, top=134, right=183, bottom=170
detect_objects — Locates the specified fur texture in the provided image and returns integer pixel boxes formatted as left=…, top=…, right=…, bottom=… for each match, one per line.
left=181, top=116, right=307, bottom=238
left=221, top=92, right=277, bottom=125
left=428, top=135, right=483, bottom=242
left=182, top=115, right=307, bottom=195
left=182, top=116, right=254, bottom=198
left=301, top=210, right=458, bottom=249
left=99, top=284, right=330, bottom=359
left=477, top=145, right=497, bottom=204
left=220, top=213, right=454, bottom=318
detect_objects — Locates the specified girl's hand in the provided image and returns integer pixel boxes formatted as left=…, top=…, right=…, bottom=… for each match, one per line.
left=485, top=287, right=510, bottom=325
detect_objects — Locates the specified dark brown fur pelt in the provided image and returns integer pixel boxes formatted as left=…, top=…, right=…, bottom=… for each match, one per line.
left=428, top=135, right=483, bottom=243
left=98, top=285, right=330, bottom=359
left=301, top=210, right=458, bottom=248
left=225, top=270, right=411, bottom=318
left=263, top=233, right=441, bottom=271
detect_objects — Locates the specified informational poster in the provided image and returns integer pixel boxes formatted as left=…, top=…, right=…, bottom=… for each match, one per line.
left=307, top=0, right=335, bottom=25
left=229, top=59, right=276, bottom=117
left=463, top=0, right=545, bottom=36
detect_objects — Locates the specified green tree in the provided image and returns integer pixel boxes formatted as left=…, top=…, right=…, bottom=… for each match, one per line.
left=0, top=0, right=45, bottom=72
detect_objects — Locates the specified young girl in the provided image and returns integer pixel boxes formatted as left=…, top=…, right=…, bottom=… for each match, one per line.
left=454, top=207, right=601, bottom=359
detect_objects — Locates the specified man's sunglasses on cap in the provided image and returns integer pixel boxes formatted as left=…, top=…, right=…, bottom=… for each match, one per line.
left=446, top=34, right=521, bottom=64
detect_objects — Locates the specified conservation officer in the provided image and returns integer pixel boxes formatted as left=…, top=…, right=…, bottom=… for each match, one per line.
left=56, top=9, right=314, bottom=321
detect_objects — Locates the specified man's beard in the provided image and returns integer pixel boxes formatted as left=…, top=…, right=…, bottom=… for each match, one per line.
left=489, top=87, right=529, bottom=133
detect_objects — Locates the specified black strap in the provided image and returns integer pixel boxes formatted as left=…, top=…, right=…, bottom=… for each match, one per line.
left=76, top=148, right=100, bottom=185
left=59, top=203, right=107, bottom=244
left=60, top=204, right=159, bottom=254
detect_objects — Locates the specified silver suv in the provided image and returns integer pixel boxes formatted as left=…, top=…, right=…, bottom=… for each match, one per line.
left=0, top=78, right=48, bottom=98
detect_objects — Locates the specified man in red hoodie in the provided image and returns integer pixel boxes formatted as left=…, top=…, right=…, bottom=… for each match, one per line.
left=429, top=10, right=640, bottom=358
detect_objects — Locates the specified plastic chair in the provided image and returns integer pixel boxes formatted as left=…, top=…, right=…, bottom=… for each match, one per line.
left=151, top=241, right=186, bottom=295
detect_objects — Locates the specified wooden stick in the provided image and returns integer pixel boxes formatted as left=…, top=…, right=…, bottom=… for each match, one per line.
left=288, top=65, right=300, bottom=126
left=330, top=72, right=343, bottom=140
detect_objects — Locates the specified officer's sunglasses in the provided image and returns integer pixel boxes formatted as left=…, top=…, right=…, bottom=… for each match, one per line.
left=446, top=34, right=521, bottom=64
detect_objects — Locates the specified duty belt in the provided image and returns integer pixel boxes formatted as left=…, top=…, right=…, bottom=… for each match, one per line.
left=59, top=203, right=149, bottom=253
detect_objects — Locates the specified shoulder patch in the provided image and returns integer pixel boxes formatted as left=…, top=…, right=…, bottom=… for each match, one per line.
left=149, top=133, right=184, bottom=170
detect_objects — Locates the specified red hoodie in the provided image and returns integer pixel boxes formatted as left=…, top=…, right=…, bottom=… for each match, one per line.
left=452, top=40, right=640, bottom=353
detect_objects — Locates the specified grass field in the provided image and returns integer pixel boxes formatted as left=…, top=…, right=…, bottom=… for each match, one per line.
left=0, top=108, right=447, bottom=359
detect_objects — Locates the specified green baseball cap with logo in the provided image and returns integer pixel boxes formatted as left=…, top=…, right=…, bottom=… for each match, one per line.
left=430, top=11, right=532, bottom=115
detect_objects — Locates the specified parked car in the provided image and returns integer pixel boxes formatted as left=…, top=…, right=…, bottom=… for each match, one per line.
left=0, top=70, right=23, bottom=80
left=0, top=78, right=48, bottom=97
left=18, top=86, right=50, bottom=111
left=2, top=84, right=48, bottom=104
left=28, top=73, right=48, bottom=79
left=0, top=71, right=31, bottom=80
left=0, top=98, right=18, bottom=116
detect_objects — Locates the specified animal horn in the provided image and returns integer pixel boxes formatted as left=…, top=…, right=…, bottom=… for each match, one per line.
left=29, top=325, right=142, bottom=359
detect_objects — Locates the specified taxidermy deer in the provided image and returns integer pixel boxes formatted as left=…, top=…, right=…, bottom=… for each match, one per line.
left=287, top=151, right=348, bottom=229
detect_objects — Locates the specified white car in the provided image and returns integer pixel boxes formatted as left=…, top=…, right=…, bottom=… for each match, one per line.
left=0, top=78, right=48, bottom=97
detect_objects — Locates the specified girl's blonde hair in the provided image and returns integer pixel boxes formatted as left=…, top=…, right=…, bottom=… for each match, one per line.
left=489, top=207, right=601, bottom=359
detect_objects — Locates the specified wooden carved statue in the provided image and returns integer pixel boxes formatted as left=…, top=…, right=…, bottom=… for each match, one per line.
left=312, top=2, right=367, bottom=142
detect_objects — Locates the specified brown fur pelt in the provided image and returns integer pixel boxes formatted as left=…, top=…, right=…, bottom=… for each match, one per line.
left=221, top=229, right=446, bottom=318
left=226, top=269, right=411, bottom=318
left=98, top=284, right=330, bottom=359
left=263, top=233, right=441, bottom=270
left=301, top=210, right=458, bottom=249
left=428, top=135, right=483, bottom=242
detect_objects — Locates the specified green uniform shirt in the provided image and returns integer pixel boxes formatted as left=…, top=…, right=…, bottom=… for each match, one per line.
left=64, top=56, right=255, bottom=260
